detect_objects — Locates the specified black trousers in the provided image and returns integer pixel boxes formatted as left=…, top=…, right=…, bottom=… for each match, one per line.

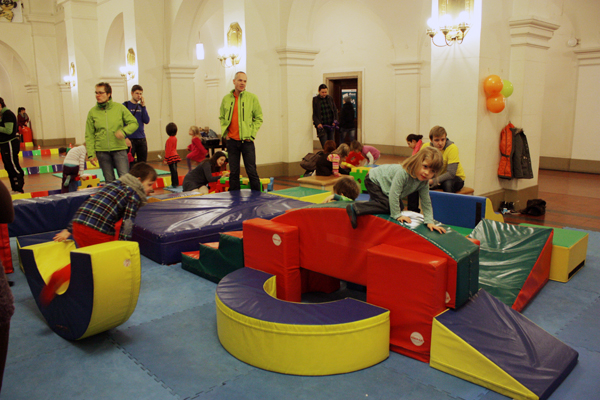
left=227, top=139, right=260, bottom=191
left=129, top=138, right=148, bottom=165
left=168, top=163, right=179, bottom=187
left=0, top=138, right=24, bottom=192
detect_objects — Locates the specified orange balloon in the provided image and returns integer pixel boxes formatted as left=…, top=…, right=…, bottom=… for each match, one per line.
left=484, top=75, right=503, bottom=96
left=487, top=94, right=506, bottom=113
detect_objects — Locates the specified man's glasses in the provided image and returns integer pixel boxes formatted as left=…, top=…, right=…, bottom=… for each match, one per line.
left=95, top=91, right=106, bottom=95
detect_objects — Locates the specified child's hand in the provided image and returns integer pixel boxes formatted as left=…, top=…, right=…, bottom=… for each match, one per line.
left=53, top=229, right=71, bottom=242
left=321, top=194, right=335, bottom=204
left=427, top=223, right=446, bottom=234
left=397, top=215, right=412, bottom=224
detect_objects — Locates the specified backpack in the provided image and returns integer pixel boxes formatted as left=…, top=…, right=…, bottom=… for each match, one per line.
left=520, top=199, right=546, bottom=216
left=300, top=151, right=323, bottom=172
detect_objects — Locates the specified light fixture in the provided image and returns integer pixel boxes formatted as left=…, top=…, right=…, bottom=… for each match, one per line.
left=217, top=46, right=240, bottom=68
left=196, top=43, right=205, bottom=60
left=63, top=62, right=76, bottom=87
left=217, top=22, right=242, bottom=68
left=426, top=4, right=471, bottom=47
left=120, top=48, right=136, bottom=80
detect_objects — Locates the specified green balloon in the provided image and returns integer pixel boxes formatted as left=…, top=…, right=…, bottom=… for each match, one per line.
left=501, top=79, right=514, bottom=98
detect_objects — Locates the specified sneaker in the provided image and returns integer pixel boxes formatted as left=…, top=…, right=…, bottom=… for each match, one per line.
left=346, top=203, right=358, bottom=229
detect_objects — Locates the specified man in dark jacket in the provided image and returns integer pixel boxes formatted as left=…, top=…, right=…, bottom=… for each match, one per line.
left=0, top=98, right=25, bottom=193
left=312, top=84, right=338, bottom=149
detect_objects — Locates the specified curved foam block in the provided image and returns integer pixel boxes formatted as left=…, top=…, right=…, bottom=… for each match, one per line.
left=216, top=267, right=390, bottom=375
left=20, top=240, right=141, bottom=340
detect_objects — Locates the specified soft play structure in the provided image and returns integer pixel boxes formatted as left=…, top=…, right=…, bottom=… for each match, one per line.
left=471, top=220, right=553, bottom=311
left=216, top=267, right=390, bottom=375
left=431, top=290, right=578, bottom=400
left=181, top=231, right=244, bottom=283
left=211, top=205, right=578, bottom=398
left=132, top=191, right=309, bottom=265
left=20, top=240, right=141, bottom=340
left=8, top=189, right=99, bottom=237
left=429, top=191, right=503, bottom=229
left=238, top=203, right=479, bottom=363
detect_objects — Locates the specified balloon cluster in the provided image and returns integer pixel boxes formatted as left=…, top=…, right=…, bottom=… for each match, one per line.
left=484, top=75, right=513, bottom=113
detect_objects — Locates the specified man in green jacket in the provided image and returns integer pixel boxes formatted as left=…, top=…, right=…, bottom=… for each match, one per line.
left=219, top=71, right=263, bottom=191
left=86, top=82, right=139, bottom=183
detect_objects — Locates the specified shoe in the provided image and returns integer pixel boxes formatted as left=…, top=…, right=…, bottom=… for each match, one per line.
left=346, top=203, right=358, bottom=229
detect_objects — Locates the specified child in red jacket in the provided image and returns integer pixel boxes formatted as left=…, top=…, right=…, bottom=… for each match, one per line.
left=186, top=125, right=208, bottom=171
left=164, top=123, right=182, bottom=187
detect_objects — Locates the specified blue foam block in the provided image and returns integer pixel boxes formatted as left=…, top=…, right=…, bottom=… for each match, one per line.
left=430, top=191, right=487, bottom=229
left=132, top=191, right=309, bottom=264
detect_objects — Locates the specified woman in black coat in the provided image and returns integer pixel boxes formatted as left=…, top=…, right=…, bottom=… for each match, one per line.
left=182, top=151, right=229, bottom=192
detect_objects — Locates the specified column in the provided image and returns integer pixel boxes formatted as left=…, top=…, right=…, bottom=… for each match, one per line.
left=392, top=62, right=421, bottom=154
left=276, top=47, right=319, bottom=174
left=502, top=16, right=559, bottom=203
left=571, top=47, right=600, bottom=173
left=204, top=76, right=221, bottom=134
left=165, top=65, right=198, bottom=135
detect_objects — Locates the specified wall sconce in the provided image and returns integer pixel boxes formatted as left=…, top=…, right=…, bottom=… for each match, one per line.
left=63, top=62, right=77, bottom=87
left=217, top=46, right=240, bottom=68
left=120, top=48, right=136, bottom=80
left=218, top=22, right=242, bottom=68
left=426, top=1, right=472, bottom=47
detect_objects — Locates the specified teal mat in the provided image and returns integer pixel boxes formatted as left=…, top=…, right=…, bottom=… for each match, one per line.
left=53, top=168, right=169, bottom=182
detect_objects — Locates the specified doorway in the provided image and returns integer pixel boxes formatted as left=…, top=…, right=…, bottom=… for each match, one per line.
left=325, top=71, right=362, bottom=145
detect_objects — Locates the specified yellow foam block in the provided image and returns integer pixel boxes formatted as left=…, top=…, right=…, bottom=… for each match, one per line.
left=11, top=192, right=32, bottom=200
left=216, top=272, right=390, bottom=375
left=50, top=148, right=59, bottom=155
left=24, top=142, right=34, bottom=149
left=0, top=170, right=7, bottom=178
left=549, top=234, right=588, bottom=283
left=484, top=199, right=504, bottom=223
left=297, top=192, right=332, bottom=204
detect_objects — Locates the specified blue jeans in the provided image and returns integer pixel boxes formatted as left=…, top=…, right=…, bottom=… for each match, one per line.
left=339, top=128, right=356, bottom=144
left=96, top=150, right=129, bottom=183
left=227, top=139, right=260, bottom=191
left=317, top=126, right=335, bottom=149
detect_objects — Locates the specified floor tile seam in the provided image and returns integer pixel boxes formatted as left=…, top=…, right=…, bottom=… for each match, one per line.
left=553, top=295, right=600, bottom=336
left=117, top=303, right=210, bottom=331
left=380, top=364, right=467, bottom=399
left=107, top=335, right=181, bottom=399
left=185, top=371, right=250, bottom=399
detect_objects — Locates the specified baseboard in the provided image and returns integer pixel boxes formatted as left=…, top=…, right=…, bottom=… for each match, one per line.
left=540, top=156, right=600, bottom=174
left=35, top=138, right=76, bottom=147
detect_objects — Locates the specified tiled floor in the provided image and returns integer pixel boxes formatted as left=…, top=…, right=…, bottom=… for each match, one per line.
left=3, top=148, right=599, bottom=232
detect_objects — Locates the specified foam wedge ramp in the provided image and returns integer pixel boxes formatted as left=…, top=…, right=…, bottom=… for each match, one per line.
left=21, top=240, right=141, bottom=340
left=430, top=289, right=578, bottom=400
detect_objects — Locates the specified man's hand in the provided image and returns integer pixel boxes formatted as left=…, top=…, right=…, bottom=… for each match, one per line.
left=125, top=138, right=132, bottom=147
left=317, top=124, right=323, bottom=129
left=397, top=215, right=412, bottom=224
left=427, top=223, right=446, bottom=234
left=115, top=130, right=125, bottom=140
left=53, top=229, right=71, bottom=242
left=140, top=96, right=145, bottom=107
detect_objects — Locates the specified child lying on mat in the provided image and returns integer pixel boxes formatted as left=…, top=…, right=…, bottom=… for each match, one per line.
left=321, top=176, right=361, bottom=203
left=43, top=163, right=157, bottom=306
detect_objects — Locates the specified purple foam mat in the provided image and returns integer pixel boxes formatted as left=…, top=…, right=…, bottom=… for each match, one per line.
left=132, top=190, right=309, bottom=264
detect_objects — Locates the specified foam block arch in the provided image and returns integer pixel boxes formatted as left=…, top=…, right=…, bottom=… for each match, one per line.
left=20, top=240, right=141, bottom=340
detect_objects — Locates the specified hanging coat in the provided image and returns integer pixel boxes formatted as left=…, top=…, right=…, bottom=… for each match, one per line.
left=498, top=123, right=533, bottom=180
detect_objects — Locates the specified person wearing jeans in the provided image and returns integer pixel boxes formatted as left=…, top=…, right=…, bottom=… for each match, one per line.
left=85, top=82, right=139, bottom=183
left=219, top=71, right=263, bottom=192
